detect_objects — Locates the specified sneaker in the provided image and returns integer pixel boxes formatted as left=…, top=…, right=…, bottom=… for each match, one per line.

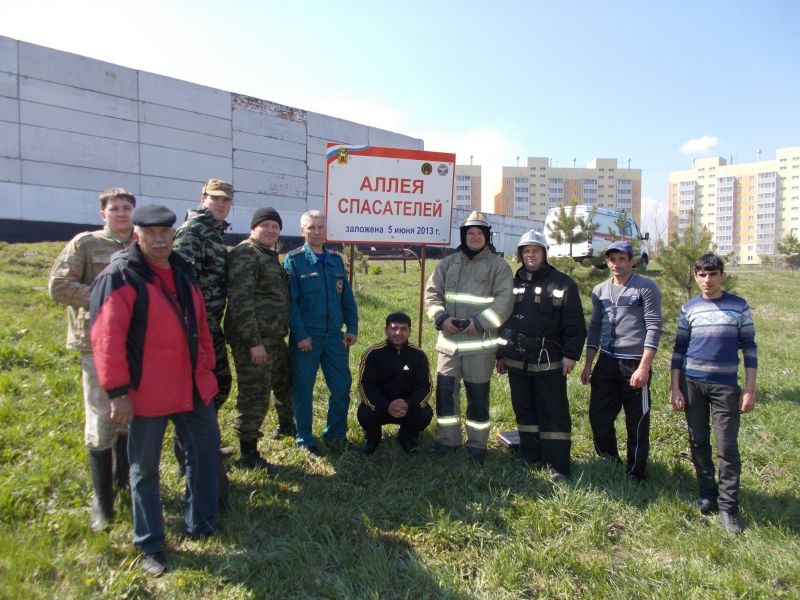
left=140, top=552, right=167, bottom=577
left=398, top=438, right=419, bottom=454
left=465, top=446, right=486, bottom=465
left=430, top=442, right=459, bottom=456
left=549, top=468, right=569, bottom=483
left=362, top=439, right=380, bottom=455
left=219, top=446, right=235, bottom=457
left=237, top=452, right=280, bottom=476
left=719, top=510, right=742, bottom=534
left=626, top=472, right=644, bottom=484
left=512, top=457, right=530, bottom=468
left=695, top=498, right=719, bottom=515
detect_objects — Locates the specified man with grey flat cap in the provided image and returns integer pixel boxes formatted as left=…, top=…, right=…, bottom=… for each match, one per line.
left=90, top=205, right=221, bottom=577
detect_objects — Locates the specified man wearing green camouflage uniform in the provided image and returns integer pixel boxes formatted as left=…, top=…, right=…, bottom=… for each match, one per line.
left=173, top=179, right=234, bottom=413
left=172, top=179, right=234, bottom=503
left=225, top=207, right=293, bottom=473
left=48, top=187, right=135, bottom=532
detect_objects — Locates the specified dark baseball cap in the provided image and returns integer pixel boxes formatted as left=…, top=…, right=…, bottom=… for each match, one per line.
left=605, top=241, right=634, bottom=257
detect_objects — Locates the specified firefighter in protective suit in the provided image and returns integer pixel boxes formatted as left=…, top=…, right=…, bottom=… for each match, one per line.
left=424, top=211, right=513, bottom=463
left=495, top=230, right=586, bottom=480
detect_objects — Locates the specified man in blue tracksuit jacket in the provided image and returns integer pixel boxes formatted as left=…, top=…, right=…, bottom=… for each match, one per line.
left=284, top=210, right=358, bottom=456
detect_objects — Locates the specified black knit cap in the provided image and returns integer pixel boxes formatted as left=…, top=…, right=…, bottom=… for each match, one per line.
left=132, top=204, right=176, bottom=227
left=251, top=206, right=283, bottom=230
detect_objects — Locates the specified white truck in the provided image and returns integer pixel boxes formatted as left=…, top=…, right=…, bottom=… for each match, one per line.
left=544, top=205, right=650, bottom=268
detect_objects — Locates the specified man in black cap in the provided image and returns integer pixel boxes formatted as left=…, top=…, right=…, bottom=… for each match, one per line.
left=580, top=240, right=662, bottom=483
left=90, top=205, right=222, bottom=577
left=356, top=312, right=433, bottom=455
left=225, top=207, right=293, bottom=472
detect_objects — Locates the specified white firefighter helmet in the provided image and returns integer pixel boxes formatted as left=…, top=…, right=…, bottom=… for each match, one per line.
left=516, top=229, right=548, bottom=261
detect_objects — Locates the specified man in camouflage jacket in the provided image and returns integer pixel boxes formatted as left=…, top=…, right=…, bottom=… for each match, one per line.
left=48, top=187, right=136, bottom=532
left=225, top=207, right=293, bottom=472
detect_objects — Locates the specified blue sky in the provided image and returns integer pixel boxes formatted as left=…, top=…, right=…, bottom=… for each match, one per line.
left=3, top=0, right=799, bottom=232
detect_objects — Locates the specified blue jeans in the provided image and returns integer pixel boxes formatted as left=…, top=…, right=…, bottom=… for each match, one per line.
left=684, top=377, right=742, bottom=512
left=290, top=332, right=352, bottom=447
left=128, top=396, right=220, bottom=555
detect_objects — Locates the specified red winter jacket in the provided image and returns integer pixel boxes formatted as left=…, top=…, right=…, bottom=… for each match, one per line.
left=90, top=244, right=217, bottom=417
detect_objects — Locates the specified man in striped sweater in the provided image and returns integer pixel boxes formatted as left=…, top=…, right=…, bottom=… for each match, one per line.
left=670, top=253, right=757, bottom=535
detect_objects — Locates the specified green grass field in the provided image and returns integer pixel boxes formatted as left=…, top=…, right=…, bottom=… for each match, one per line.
left=0, top=241, right=798, bottom=599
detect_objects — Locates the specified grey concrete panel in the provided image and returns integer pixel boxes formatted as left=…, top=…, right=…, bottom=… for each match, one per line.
left=0, top=71, right=17, bottom=100
left=140, top=102, right=231, bottom=138
left=0, top=158, right=21, bottom=183
left=233, top=130, right=305, bottom=160
left=20, top=78, right=139, bottom=120
left=232, top=95, right=306, bottom=144
left=227, top=196, right=305, bottom=235
left=307, top=169, right=325, bottom=198
left=233, top=150, right=305, bottom=178
left=0, top=36, right=17, bottom=74
left=0, top=122, right=19, bottom=158
left=140, top=123, right=231, bottom=157
left=22, top=184, right=100, bottom=224
left=20, top=101, right=138, bottom=142
left=306, top=195, right=324, bottom=214
left=140, top=175, right=203, bottom=203
left=306, top=151, right=325, bottom=173
left=19, top=42, right=138, bottom=99
left=0, top=182, right=22, bottom=218
left=0, top=96, right=19, bottom=121
left=233, top=167, right=305, bottom=199
left=140, top=144, right=232, bottom=181
left=306, top=135, right=337, bottom=156
left=21, top=161, right=140, bottom=195
left=139, top=72, right=231, bottom=119
left=368, top=128, right=424, bottom=149
left=21, top=125, right=139, bottom=172
left=307, top=111, right=369, bottom=145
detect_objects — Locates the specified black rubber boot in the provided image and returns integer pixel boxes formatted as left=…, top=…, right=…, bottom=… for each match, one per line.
left=516, top=431, right=541, bottom=465
left=88, top=448, right=115, bottom=532
left=114, top=434, right=130, bottom=491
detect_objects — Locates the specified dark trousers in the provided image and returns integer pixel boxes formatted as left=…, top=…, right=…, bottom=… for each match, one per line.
left=508, top=369, right=571, bottom=475
left=589, top=353, right=651, bottom=478
left=357, top=402, right=433, bottom=442
left=684, top=377, right=742, bottom=512
left=129, top=396, right=220, bottom=555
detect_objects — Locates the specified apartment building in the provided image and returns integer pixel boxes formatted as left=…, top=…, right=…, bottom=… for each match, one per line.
left=492, top=157, right=642, bottom=223
left=454, top=164, right=481, bottom=210
left=668, top=146, right=800, bottom=265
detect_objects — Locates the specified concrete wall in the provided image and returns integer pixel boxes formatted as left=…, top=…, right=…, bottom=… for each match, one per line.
left=0, top=35, right=423, bottom=241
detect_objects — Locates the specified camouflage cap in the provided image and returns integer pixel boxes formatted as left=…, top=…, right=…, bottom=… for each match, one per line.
left=202, top=179, right=234, bottom=199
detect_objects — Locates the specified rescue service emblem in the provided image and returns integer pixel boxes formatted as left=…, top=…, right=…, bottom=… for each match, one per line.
left=336, top=279, right=344, bottom=294
left=421, top=162, right=433, bottom=175
left=437, top=164, right=449, bottom=176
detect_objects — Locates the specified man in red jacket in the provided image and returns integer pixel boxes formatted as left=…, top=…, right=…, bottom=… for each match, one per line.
left=90, top=205, right=221, bottom=577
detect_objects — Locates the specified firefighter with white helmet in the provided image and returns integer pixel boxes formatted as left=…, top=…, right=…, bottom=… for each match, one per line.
left=495, top=229, right=587, bottom=480
left=424, top=211, right=514, bottom=464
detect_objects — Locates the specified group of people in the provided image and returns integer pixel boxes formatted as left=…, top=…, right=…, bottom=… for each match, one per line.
left=50, top=193, right=758, bottom=575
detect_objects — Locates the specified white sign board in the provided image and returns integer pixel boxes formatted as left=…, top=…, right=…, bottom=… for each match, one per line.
left=325, top=144, right=455, bottom=245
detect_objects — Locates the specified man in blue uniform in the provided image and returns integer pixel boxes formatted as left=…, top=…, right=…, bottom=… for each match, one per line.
left=284, top=210, right=358, bottom=457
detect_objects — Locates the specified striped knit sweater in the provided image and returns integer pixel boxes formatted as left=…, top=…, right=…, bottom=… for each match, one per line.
left=671, top=291, right=757, bottom=386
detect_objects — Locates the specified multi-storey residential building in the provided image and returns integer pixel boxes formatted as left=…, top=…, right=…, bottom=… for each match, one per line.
left=493, top=157, right=642, bottom=223
left=454, top=164, right=481, bottom=210
left=668, top=146, right=800, bottom=265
